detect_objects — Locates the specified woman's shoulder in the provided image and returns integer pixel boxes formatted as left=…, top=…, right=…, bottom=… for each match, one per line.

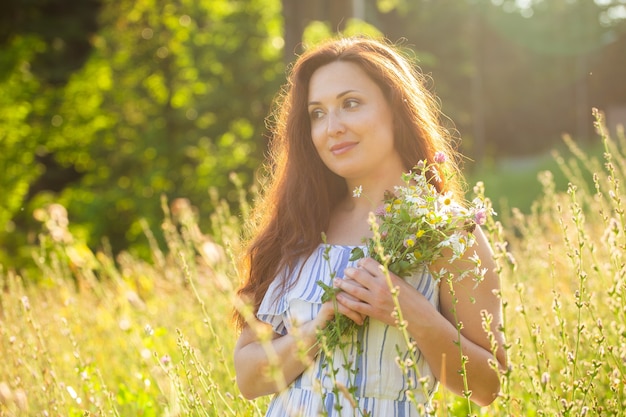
left=257, top=244, right=361, bottom=333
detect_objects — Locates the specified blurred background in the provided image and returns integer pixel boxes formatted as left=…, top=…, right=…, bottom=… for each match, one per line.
left=1, top=0, right=625, bottom=270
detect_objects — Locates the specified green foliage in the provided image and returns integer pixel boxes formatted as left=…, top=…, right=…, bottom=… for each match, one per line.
left=52, top=0, right=284, bottom=254
left=466, top=137, right=606, bottom=215
left=0, top=35, right=48, bottom=266
left=302, top=18, right=383, bottom=48
left=0, top=0, right=101, bottom=85
left=487, top=0, right=609, bottom=56
left=0, top=0, right=284, bottom=268
left=372, top=0, right=624, bottom=158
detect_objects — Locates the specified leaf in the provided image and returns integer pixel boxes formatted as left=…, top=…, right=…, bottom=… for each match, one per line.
left=349, top=247, right=365, bottom=262
left=389, top=262, right=401, bottom=276
left=317, top=280, right=341, bottom=303
left=400, top=208, right=411, bottom=223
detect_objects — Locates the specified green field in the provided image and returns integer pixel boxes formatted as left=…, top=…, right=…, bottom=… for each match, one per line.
left=467, top=135, right=607, bottom=216
left=1, top=125, right=625, bottom=416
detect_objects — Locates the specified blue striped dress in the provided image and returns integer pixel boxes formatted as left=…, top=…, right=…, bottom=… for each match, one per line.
left=257, top=244, right=440, bottom=417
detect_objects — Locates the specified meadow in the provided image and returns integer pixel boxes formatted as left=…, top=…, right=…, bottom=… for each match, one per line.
left=1, top=112, right=625, bottom=416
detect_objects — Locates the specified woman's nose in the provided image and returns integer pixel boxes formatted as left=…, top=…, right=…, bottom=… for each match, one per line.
left=326, top=111, right=346, bottom=136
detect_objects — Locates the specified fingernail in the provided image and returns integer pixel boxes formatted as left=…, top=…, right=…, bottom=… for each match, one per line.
left=344, top=267, right=355, bottom=276
left=333, top=278, right=341, bottom=286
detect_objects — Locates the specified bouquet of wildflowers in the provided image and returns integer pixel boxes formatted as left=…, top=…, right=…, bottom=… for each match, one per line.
left=318, top=151, right=491, bottom=348
left=349, top=152, right=489, bottom=279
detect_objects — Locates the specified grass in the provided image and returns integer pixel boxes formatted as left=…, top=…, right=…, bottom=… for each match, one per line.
left=1, top=112, right=625, bottom=416
left=466, top=136, right=606, bottom=215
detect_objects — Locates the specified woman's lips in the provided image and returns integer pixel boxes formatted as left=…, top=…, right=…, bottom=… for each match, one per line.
left=330, top=142, right=357, bottom=155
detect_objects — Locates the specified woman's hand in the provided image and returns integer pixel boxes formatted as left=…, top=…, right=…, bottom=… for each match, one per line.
left=234, top=293, right=367, bottom=399
left=333, top=257, right=422, bottom=327
left=320, top=284, right=368, bottom=326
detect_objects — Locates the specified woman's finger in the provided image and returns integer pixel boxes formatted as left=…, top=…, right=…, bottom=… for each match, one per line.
left=343, top=265, right=377, bottom=290
left=334, top=295, right=367, bottom=324
left=356, top=257, right=386, bottom=278
left=334, top=277, right=372, bottom=303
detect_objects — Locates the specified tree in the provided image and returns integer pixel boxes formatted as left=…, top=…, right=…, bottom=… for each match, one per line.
left=0, top=36, right=46, bottom=267
left=372, top=0, right=622, bottom=158
left=1, top=0, right=284, bottom=266
left=0, top=0, right=101, bottom=267
left=50, top=0, right=283, bottom=254
left=282, top=0, right=355, bottom=60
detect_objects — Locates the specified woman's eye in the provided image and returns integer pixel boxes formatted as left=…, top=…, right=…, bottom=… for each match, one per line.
left=343, top=98, right=359, bottom=109
left=310, top=109, right=325, bottom=120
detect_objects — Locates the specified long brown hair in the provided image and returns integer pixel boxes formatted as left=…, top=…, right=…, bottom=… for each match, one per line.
left=234, top=37, right=463, bottom=329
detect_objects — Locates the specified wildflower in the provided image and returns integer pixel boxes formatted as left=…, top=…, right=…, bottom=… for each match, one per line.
left=438, top=192, right=454, bottom=212
left=119, top=318, right=131, bottom=331
left=437, top=267, right=450, bottom=277
left=476, top=267, right=488, bottom=281
left=0, top=382, right=12, bottom=406
left=506, top=251, right=517, bottom=268
left=353, top=185, right=363, bottom=198
left=468, top=251, right=481, bottom=267
left=66, top=386, right=81, bottom=404
left=474, top=209, right=487, bottom=226
left=434, top=151, right=446, bottom=163
left=141, top=349, right=151, bottom=360
left=13, top=389, right=27, bottom=412
left=20, top=296, right=30, bottom=311
left=438, top=232, right=470, bottom=261
left=404, top=235, right=416, bottom=248
left=430, top=166, right=442, bottom=183
left=473, top=181, right=484, bottom=193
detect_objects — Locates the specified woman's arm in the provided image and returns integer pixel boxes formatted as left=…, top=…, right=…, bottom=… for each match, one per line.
left=234, top=300, right=365, bottom=399
left=428, top=225, right=507, bottom=405
left=234, top=320, right=317, bottom=399
left=333, top=226, right=506, bottom=406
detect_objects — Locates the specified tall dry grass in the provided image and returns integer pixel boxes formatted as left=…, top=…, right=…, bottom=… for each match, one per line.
left=485, top=110, right=626, bottom=416
left=1, top=111, right=624, bottom=416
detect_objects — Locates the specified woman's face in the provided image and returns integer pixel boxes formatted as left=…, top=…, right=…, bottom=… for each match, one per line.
left=307, top=61, right=402, bottom=184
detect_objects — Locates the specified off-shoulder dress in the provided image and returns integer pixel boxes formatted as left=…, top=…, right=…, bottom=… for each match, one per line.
left=257, top=244, right=440, bottom=417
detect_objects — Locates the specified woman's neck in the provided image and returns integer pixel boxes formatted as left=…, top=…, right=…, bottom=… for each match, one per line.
left=345, top=173, right=405, bottom=209
left=325, top=176, right=404, bottom=245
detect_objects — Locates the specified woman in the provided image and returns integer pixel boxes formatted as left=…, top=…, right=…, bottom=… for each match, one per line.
left=234, top=37, right=506, bottom=416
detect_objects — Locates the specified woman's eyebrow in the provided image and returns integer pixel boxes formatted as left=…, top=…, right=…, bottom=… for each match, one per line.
left=308, top=90, right=358, bottom=106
